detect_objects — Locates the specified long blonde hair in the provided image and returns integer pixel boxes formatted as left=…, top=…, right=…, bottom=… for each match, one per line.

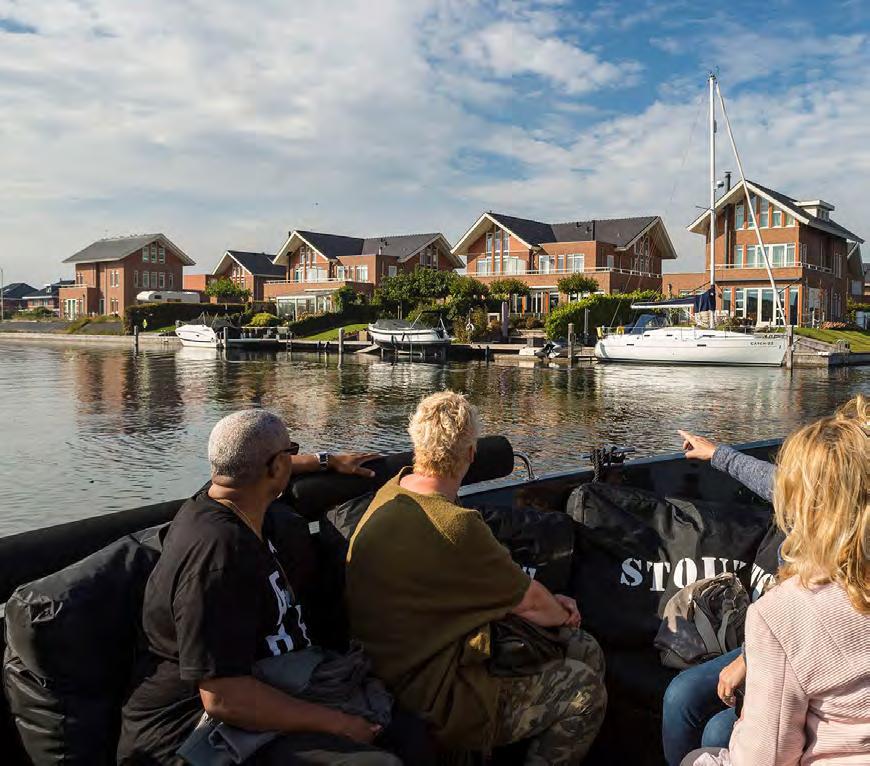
left=774, top=395, right=869, bottom=613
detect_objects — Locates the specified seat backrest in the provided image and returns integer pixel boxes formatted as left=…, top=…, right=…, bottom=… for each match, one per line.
left=3, top=524, right=164, bottom=765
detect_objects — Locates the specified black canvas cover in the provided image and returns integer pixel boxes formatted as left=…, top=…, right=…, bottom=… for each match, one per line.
left=567, top=483, right=774, bottom=649
left=3, top=525, right=165, bottom=765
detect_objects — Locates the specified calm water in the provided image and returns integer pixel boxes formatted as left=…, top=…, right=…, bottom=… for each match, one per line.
left=0, top=339, right=866, bottom=537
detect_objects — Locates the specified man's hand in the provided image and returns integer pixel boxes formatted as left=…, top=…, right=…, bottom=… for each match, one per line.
left=328, top=452, right=379, bottom=478
left=678, top=430, right=718, bottom=462
left=331, top=711, right=382, bottom=744
left=717, top=653, right=746, bottom=707
left=553, top=594, right=581, bottom=628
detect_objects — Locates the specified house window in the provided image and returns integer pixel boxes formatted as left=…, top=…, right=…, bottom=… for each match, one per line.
left=356, top=266, right=368, bottom=282
left=169, top=273, right=174, bottom=288
left=158, top=246, right=165, bottom=263
left=734, top=203, right=744, bottom=229
left=485, top=232, right=493, bottom=255
left=143, top=248, right=149, bottom=262
left=789, top=287, right=799, bottom=325
left=142, top=272, right=149, bottom=289
left=557, top=255, right=565, bottom=272
left=721, top=288, right=731, bottom=314
left=150, top=244, right=158, bottom=262
left=539, top=255, right=554, bottom=274
left=772, top=208, right=782, bottom=227
left=477, top=257, right=491, bottom=276
left=133, top=271, right=139, bottom=287
left=734, top=245, right=743, bottom=267
left=786, top=243, right=795, bottom=265
left=760, top=198, right=769, bottom=227
left=294, top=267, right=303, bottom=282
left=388, top=265, right=397, bottom=277
left=159, top=273, right=165, bottom=289
left=567, top=253, right=584, bottom=272
left=785, top=213, right=795, bottom=226
left=771, top=244, right=786, bottom=267
left=606, top=254, right=615, bottom=269
left=151, top=272, right=157, bottom=287
left=336, top=266, right=346, bottom=280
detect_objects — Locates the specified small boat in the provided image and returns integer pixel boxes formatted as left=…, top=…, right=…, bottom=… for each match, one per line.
left=367, top=316, right=451, bottom=352
left=518, top=339, right=570, bottom=359
left=595, top=311, right=787, bottom=366
left=175, top=315, right=239, bottom=348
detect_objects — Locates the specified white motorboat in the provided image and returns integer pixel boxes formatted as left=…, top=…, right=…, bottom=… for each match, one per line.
left=175, top=323, right=219, bottom=347
left=594, top=316, right=787, bottom=366
left=518, top=340, right=571, bottom=359
left=367, top=317, right=451, bottom=352
left=596, top=74, right=789, bottom=368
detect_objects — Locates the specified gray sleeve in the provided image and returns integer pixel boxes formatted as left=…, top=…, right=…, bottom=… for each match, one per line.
left=710, top=445, right=776, bottom=502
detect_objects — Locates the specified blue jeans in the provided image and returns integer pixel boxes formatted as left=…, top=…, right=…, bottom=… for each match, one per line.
left=661, top=648, right=740, bottom=766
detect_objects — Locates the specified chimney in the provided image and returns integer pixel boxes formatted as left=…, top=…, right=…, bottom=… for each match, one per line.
left=725, top=171, right=732, bottom=191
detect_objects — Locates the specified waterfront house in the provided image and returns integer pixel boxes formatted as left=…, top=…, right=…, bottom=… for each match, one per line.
left=22, top=280, right=75, bottom=314
left=59, top=234, right=195, bottom=319
left=682, top=179, right=864, bottom=325
left=1, top=283, right=37, bottom=315
left=211, top=250, right=285, bottom=301
left=264, top=230, right=460, bottom=317
left=450, top=212, right=677, bottom=315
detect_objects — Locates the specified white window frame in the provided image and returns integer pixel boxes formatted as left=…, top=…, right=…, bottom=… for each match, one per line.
left=142, top=272, right=149, bottom=289
left=760, top=198, right=769, bottom=228
left=158, top=246, right=165, bottom=264
left=772, top=208, right=782, bottom=227
left=734, top=203, right=744, bottom=229
left=356, top=266, right=368, bottom=282
left=142, top=248, right=149, bottom=263
left=606, top=254, right=615, bottom=269
left=150, top=244, right=158, bottom=263
left=151, top=271, right=158, bottom=287
left=159, top=272, right=165, bottom=289
left=388, top=265, right=397, bottom=277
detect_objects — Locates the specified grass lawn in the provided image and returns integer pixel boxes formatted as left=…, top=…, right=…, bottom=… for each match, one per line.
left=145, top=324, right=178, bottom=334
left=302, top=323, right=369, bottom=341
left=794, top=327, right=870, bottom=352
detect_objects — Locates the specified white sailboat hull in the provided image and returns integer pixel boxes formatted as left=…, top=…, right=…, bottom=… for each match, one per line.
left=594, top=328, right=787, bottom=366
left=175, top=325, right=219, bottom=348
left=367, top=324, right=451, bottom=350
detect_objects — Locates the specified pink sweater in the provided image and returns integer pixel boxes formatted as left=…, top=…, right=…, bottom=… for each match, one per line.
left=703, top=576, right=870, bottom=765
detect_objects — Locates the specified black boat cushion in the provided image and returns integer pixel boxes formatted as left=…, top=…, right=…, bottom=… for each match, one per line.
left=567, top=482, right=774, bottom=650
left=3, top=524, right=165, bottom=765
left=289, top=435, right=514, bottom=520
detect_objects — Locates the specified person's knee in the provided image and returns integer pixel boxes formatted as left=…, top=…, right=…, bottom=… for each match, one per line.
left=663, top=668, right=700, bottom=719
left=701, top=709, right=736, bottom=749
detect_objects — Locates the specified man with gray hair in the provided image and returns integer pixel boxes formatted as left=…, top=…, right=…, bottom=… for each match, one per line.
left=118, top=409, right=404, bottom=765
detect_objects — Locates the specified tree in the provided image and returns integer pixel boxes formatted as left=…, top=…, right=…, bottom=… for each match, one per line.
left=205, top=277, right=251, bottom=303
left=557, top=273, right=600, bottom=298
left=334, top=284, right=360, bottom=312
left=373, top=268, right=456, bottom=316
left=488, top=278, right=531, bottom=300
left=445, top=276, right=489, bottom=320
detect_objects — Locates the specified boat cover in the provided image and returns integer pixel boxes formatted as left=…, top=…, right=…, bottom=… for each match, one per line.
left=566, top=481, right=774, bottom=650
left=631, top=286, right=716, bottom=311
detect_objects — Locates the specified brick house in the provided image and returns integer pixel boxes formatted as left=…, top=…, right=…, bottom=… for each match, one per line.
left=1, top=283, right=37, bottom=316
left=682, top=180, right=864, bottom=325
left=264, top=230, right=461, bottom=317
left=450, top=212, right=677, bottom=315
left=210, top=250, right=286, bottom=301
left=22, top=280, right=75, bottom=314
left=59, top=234, right=195, bottom=319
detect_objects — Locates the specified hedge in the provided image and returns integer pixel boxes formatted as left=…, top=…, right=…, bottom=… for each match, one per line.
left=285, top=305, right=379, bottom=337
left=545, top=291, right=663, bottom=339
left=124, top=302, right=246, bottom=334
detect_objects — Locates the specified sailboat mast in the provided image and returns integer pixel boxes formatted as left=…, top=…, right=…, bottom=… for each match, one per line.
left=708, top=73, right=716, bottom=329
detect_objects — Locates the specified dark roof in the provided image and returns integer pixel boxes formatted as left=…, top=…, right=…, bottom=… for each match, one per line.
left=63, top=233, right=195, bottom=265
left=22, top=280, right=74, bottom=299
left=489, top=213, right=658, bottom=248
left=745, top=181, right=863, bottom=243
left=297, top=231, right=442, bottom=260
left=1, top=282, right=37, bottom=299
left=227, top=250, right=284, bottom=277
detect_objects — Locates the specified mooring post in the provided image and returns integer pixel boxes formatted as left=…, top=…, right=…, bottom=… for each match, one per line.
left=568, top=322, right=575, bottom=366
left=338, top=327, right=344, bottom=359
left=222, top=326, right=228, bottom=351
left=133, top=325, right=139, bottom=353
left=584, top=309, right=590, bottom=348
left=786, top=324, right=794, bottom=370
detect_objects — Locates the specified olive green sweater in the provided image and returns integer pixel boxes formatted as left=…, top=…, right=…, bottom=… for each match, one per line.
left=346, top=470, right=530, bottom=749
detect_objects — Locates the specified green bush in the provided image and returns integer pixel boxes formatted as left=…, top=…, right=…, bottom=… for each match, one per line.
left=285, top=305, right=378, bottom=337
left=557, top=273, right=599, bottom=297
left=15, top=307, right=54, bottom=319
left=452, top=307, right=491, bottom=342
left=124, top=302, right=244, bottom=334
left=248, top=312, right=280, bottom=327
left=523, top=316, right=544, bottom=330
left=205, top=277, right=252, bottom=303
left=545, top=291, right=663, bottom=339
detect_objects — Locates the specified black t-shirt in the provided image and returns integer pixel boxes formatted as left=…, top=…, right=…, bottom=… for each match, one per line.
left=118, top=493, right=311, bottom=765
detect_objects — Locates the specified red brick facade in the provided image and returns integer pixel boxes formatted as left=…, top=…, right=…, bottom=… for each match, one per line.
left=59, top=238, right=187, bottom=319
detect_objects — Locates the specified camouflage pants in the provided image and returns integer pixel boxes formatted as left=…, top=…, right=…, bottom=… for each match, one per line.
left=492, top=629, right=607, bottom=766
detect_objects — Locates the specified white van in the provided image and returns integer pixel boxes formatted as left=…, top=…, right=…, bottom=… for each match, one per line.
left=136, top=290, right=201, bottom=304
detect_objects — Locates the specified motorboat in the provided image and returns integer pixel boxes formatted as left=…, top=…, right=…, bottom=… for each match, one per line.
left=0, top=435, right=783, bottom=766
left=175, top=315, right=239, bottom=348
left=367, top=316, right=451, bottom=352
left=595, top=312, right=787, bottom=366
left=518, top=339, right=570, bottom=359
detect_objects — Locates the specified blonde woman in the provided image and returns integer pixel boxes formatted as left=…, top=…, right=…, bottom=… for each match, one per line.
left=684, top=395, right=869, bottom=766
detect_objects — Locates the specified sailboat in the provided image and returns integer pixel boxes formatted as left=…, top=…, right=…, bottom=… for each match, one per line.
left=595, top=74, right=788, bottom=366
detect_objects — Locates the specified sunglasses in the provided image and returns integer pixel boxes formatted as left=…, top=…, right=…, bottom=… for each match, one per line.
left=266, top=441, right=300, bottom=467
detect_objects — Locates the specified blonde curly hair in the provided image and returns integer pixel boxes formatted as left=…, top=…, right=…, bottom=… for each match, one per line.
left=408, top=391, right=482, bottom=478
left=774, top=394, right=869, bottom=613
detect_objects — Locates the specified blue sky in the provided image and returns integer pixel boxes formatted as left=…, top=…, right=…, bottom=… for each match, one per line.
left=1, top=0, right=869, bottom=284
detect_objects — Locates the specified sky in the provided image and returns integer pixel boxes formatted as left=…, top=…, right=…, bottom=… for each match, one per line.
left=1, top=0, right=869, bottom=285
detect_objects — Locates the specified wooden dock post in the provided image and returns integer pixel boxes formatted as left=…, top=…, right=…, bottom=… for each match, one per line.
left=222, top=326, right=228, bottom=351
left=338, top=327, right=344, bottom=359
left=568, top=322, right=575, bottom=366
left=584, top=309, right=590, bottom=347
left=786, top=324, right=794, bottom=369
left=133, top=325, right=139, bottom=353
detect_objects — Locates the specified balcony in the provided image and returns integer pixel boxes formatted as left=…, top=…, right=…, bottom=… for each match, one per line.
left=718, top=260, right=832, bottom=274
left=472, top=267, right=662, bottom=279
left=262, top=279, right=374, bottom=300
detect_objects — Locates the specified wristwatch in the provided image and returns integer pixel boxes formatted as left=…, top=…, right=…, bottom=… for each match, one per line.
left=315, top=452, right=331, bottom=471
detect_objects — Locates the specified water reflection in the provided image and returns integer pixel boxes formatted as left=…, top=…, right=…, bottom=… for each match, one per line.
left=0, top=339, right=867, bottom=536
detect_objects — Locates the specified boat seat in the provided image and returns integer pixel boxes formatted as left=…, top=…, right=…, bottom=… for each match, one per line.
left=288, top=434, right=515, bottom=521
